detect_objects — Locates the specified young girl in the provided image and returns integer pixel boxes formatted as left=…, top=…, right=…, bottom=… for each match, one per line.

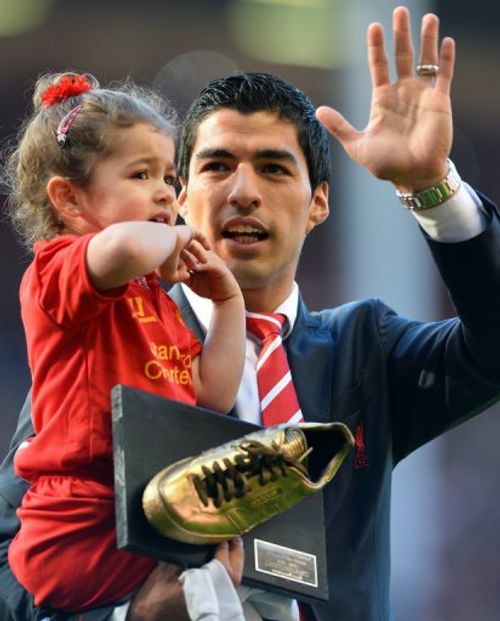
left=4, top=72, right=245, bottom=612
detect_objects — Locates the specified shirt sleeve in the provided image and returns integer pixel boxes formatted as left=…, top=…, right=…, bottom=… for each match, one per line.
left=27, top=234, right=128, bottom=328
left=189, top=330, right=203, bottom=360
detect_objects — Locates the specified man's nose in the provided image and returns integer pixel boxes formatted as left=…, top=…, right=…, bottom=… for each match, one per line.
left=227, top=166, right=262, bottom=210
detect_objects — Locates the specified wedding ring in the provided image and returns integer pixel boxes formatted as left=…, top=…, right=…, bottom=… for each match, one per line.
left=416, top=64, right=439, bottom=77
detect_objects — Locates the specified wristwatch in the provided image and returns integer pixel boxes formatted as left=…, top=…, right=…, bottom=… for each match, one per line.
left=396, top=160, right=462, bottom=211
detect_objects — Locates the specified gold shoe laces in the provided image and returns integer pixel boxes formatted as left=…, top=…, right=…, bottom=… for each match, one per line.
left=192, top=440, right=311, bottom=508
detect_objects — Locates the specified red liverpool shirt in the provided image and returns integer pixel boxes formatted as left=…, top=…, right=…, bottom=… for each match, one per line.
left=15, top=233, right=202, bottom=481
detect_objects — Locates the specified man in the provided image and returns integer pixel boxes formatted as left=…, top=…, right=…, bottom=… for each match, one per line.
left=1, top=6, right=499, bottom=621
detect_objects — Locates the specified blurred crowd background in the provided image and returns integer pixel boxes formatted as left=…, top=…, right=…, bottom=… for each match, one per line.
left=0, top=1, right=499, bottom=619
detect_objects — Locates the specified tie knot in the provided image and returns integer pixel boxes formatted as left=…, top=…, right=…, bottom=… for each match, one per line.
left=246, top=312, right=286, bottom=341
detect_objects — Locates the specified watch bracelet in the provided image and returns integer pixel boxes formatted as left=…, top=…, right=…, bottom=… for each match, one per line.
left=396, top=160, right=462, bottom=211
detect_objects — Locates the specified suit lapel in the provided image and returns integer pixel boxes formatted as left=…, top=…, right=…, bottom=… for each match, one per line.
left=286, top=296, right=336, bottom=423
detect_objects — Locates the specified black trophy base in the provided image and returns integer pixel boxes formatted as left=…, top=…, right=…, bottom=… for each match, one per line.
left=111, top=384, right=328, bottom=603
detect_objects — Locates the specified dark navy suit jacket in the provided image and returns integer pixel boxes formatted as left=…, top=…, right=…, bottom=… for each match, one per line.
left=1, top=197, right=500, bottom=621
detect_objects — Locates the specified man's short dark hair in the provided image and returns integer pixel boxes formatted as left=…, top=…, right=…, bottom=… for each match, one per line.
left=178, top=72, right=331, bottom=190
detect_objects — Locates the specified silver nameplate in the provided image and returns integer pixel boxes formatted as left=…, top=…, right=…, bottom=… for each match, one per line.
left=254, top=538, right=318, bottom=587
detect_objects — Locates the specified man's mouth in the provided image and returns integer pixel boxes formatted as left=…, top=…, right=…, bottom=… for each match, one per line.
left=222, top=225, right=268, bottom=244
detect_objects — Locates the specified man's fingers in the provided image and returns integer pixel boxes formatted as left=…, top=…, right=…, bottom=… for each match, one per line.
left=128, top=562, right=188, bottom=621
left=418, top=13, right=440, bottom=68
left=393, top=6, right=414, bottom=80
left=214, top=537, right=243, bottom=562
left=228, top=536, right=244, bottom=561
left=214, top=537, right=244, bottom=586
left=315, top=106, right=358, bottom=147
left=214, top=539, right=229, bottom=563
left=416, top=11, right=454, bottom=94
left=227, top=537, right=244, bottom=584
left=435, top=36, right=455, bottom=95
left=367, top=22, right=390, bottom=87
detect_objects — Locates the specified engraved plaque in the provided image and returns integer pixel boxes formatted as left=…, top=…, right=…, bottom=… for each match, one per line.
left=255, top=539, right=318, bottom=587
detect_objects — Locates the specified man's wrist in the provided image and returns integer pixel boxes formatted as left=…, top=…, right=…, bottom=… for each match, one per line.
left=396, top=160, right=462, bottom=211
left=410, top=181, right=488, bottom=242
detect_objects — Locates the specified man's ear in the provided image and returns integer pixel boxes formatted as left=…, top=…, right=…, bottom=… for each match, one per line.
left=306, top=181, right=329, bottom=234
left=46, top=176, right=82, bottom=219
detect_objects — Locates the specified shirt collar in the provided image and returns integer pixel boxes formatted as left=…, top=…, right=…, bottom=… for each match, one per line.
left=181, top=282, right=299, bottom=339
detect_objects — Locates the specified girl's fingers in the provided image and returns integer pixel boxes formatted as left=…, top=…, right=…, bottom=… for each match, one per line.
left=180, top=249, right=199, bottom=271
left=185, top=240, right=209, bottom=264
left=191, top=230, right=211, bottom=250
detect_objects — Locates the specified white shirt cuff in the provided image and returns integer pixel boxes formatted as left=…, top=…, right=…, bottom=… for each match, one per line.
left=238, top=586, right=299, bottom=621
left=109, top=602, right=130, bottom=621
left=411, top=181, right=488, bottom=242
left=180, top=559, right=245, bottom=621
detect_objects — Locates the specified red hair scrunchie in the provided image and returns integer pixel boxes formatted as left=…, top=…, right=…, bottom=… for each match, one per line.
left=41, top=74, right=93, bottom=108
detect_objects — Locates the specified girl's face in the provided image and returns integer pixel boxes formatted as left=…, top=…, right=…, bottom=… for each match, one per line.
left=74, top=123, right=178, bottom=232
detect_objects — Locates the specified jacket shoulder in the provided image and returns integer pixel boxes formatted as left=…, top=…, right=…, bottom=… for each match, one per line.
left=306, top=297, right=392, bottom=331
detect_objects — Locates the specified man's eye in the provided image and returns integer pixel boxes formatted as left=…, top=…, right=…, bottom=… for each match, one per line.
left=261, top=163, right=288, bottom=175
left=201, top=162, right=229, bottom=173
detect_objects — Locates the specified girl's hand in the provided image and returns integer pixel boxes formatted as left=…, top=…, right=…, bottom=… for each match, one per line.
left=157, top=226, right=210, bottom=283
left=183, top=247, right=242, bottom=304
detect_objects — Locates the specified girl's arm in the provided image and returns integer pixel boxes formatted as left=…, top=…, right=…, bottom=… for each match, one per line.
left=186, top=248, right=245, bottom=414
left=86, top=222, right=197, bottom=290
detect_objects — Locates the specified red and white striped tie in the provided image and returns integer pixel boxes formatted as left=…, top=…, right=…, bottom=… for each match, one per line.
left=246, top=312, right=303, bottom=427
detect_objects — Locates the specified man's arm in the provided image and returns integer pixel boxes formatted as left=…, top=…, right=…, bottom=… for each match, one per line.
left=0, top=392, right=40, bottom=621
left=315, top=6, right=500, bottom=456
